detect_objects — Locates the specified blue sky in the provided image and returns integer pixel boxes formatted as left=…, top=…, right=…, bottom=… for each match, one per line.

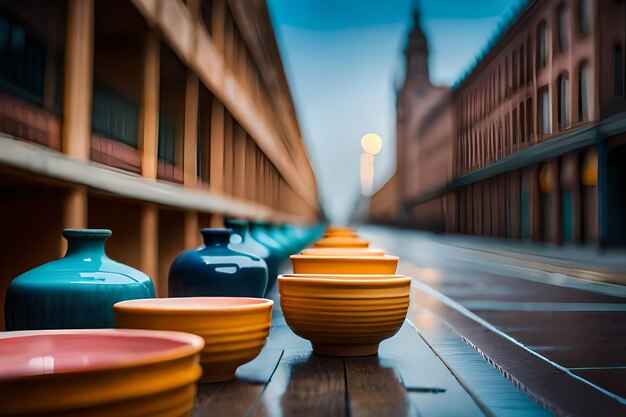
left=267, top=0, right=526, bottom=223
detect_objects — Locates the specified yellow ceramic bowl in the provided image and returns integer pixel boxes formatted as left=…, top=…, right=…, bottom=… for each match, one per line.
left=280, top=273, right=403, bottom=280
left=290, top=254, right=398, bottom=274
left=300, top=248, right=386, bottom=257
left=114, top=297, right=273, bottom=383
left=278, top=274, right=411, bottom=356
left=313, top=236, right=370, bottom=248
left=0, top=329, right=204, bottom=417
left=323, top=230, right=358, bottom=238
left=325, top=225, right=354, bottom=233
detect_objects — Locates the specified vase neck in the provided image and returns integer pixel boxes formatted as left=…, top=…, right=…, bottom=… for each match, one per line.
left=224, top=220, right=248, bottom=242
left=201, top=228, right=233, bottom=247
left=62, top=229, right=110, bottom=258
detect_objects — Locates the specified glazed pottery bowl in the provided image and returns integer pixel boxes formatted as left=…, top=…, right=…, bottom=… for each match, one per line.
left=313, top=236, right=370, bottom=248
left=280, top=273, right=404, bottom=280
left=0, top=329, right=203, bottom=416
left=325, top=226, right=355, bottom=234
left=278, top=275, right=411, bottom=356
left=114, top=297, right=273, bottom=383
left=323, top=229, right=358, bottom=238
left=300, top=248, right=386, bottom=257
left=290, top=254, right=398, bottom=274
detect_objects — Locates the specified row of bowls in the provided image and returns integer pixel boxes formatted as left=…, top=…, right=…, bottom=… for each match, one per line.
left=0, top=222, right=327, bottom=416
left=0, top=225, right=411, bottom=416
left=1, top=296, right=275, bottom=416
left=278, top=226, right=411, bottom=357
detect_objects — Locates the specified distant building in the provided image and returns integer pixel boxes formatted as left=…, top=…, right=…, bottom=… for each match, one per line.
left=371, top=9, right=451, bottom=230
left=0, top=0, right=320, bottom=326
left=372, top=0, right=626, bottom=246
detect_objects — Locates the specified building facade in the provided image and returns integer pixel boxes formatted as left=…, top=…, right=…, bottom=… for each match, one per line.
left=371, top=0, right=626, bottom=246
left=371, top=9, right=451, bottom=230
left=0, top=0, right=320, bottom=326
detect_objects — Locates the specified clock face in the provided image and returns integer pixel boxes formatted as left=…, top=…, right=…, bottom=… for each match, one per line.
left=414, top=87, right=427, bottom=97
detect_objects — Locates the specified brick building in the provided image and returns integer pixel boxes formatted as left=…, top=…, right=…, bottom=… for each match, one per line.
left=372, top=0, right=626, bottom=246
left=370, top=9, right=451, bottom=230
left=0, top=0, right=320, bottom=325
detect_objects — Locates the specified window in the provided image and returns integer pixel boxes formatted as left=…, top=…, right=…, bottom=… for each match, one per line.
left=537, top=21, right=548, bottom=69
left=578, top=0, right=589, bottom=35
left=92, top=82, right=139, bottom=147
left=526, top=36, right=533, bottom=80
left=505, top=56, right=510, bottom=96
left=512, top=49, right=518, bottom=90
left=512, top=108, right=518, bottom=145
left=526, top=98, right=533, bottom=140
left=579, top=62, right=589, bottom=121
left=0, top=14, right=46, bottom=105
left=158, top=114, right=176, bottom=164
left=615, top=44, right=624, bottom=97
left=519, top=45, right=526, bottom=85
left=557, top=3, right=568, bottom=52
left=540, top=87, right=551, bottom=135
left=558, top=74, right=569, bottom=129
left=520, top=103, right=526, bottom=142
left=505, top=112, right=511, bottom=150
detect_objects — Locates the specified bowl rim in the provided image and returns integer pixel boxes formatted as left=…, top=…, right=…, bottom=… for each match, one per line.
left=290, top=254, right=398, bottom=262
left=113, top=296, right=274, bottom=313
left=280, top=273, right=404, bottom=279
left=0, top=328, right=204, bottom=380
left=278, top=274, right=411, bottom=286
left=300, top=248, right=386, bottom=256
left=316, top=236, right=369, bottom=242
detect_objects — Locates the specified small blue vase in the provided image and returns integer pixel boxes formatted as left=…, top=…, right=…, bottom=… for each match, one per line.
left=168, top=228, right=268, bottom=298
left=4, top=229, right=156, bottom=330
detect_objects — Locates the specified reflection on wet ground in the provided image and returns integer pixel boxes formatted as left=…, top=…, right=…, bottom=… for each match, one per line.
left=361, top=226, right=626, bottom=415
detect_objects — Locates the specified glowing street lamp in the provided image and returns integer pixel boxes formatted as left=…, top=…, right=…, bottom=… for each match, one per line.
left=360, top=133, right=382, bottom=197
left=361, top=133, right=382, bottom=155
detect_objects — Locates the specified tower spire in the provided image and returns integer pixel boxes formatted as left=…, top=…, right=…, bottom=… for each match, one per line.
left=405, top=0, right=429, bottom=81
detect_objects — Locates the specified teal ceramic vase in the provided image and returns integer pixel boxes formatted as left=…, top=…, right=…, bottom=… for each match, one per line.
left=4, top=229, right=156, bottom=330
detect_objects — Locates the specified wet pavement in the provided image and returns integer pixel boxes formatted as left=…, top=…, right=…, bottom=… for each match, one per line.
left=360, top=226, right=626, bottom=416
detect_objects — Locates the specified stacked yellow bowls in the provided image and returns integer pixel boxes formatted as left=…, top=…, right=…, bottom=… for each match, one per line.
left=279, top=226, right=410, bottom=357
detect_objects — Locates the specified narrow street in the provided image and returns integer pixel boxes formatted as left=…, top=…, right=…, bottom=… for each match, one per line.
left=360, top=226, right=626, bottom=416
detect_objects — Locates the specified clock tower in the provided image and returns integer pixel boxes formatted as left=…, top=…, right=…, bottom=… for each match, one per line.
left=395, top=3, right=449, bottom=225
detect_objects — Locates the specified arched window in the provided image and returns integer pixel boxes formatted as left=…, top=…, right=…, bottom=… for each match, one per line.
left=537, top=21, right=548, bottom=69
left=578, top=0, right=589, bottom=36
left=540, top=86, right=550, bottom=135
left=558, top=74, right=569, bottom=129
left=557, top=3, right=568, bottom=52
left=579, top=62, right=589, bottom=121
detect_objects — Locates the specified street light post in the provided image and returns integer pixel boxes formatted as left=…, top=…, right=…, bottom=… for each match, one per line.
left=360, top=133, right=382, bottom=197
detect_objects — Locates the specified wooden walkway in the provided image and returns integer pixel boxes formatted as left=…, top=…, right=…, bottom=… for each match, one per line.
left=190, top=287, right=550, bottom=417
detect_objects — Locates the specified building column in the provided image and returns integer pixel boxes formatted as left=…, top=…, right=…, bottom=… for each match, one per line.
left=233, top=125, right=247, bottom=198
left=223, top=113, right=233, bottom=195
left=141, top=31, right=160, bottom=180
left=184, top=210, right=200, bottom=248
left=209, top=98, right=225, bottom=194
left=183, top=72, right=199, bottom=187
left=62, top=0, right=94, bottom=160
left=61, top=186, right=88, bottom=256
left=141, top=204, right=159, bottom=293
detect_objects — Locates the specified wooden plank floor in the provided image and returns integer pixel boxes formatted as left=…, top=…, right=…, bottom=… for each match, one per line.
left=190, top=300, right=490, bottom=417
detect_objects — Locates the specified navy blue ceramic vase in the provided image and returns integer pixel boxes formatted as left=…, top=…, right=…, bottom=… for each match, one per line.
left=4, top=229, right=156, bottom=330
left=168, top=228, right=268, bottom=298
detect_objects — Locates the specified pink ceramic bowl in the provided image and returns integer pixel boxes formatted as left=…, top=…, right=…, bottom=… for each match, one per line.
left=0, top=329, right=204, bottom=416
